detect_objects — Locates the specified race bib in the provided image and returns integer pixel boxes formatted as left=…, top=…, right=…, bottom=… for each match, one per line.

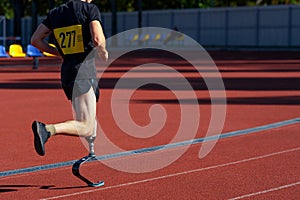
left=53, top=25, right=84, bottom=55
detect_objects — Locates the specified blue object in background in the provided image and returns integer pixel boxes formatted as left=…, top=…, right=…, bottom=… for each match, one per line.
left=0, top=45, right=9, bottom=58
left=26, top=44, right=43, bottom=57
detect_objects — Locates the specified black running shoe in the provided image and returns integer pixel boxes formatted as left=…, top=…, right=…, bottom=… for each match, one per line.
left=32, top=121, right=50, bottom=156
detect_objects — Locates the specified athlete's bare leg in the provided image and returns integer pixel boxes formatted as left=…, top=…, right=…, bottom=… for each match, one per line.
left=53, top=87, right=97, bottom=137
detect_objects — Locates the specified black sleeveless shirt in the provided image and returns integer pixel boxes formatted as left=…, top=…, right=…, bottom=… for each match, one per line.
left=42, top=0, right=102, bottom=81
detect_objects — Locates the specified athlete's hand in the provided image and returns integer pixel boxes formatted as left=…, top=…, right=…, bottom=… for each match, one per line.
left=98, top=48, right=108, bottom=62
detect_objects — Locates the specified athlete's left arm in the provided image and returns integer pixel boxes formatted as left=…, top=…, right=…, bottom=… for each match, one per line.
left=31, top=24, right=60, bottom=56
left=90, top=20, right=108, bottom=62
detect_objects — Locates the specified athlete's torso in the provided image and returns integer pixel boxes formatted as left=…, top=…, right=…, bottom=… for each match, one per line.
left=42, top=0, right=101, bottom=81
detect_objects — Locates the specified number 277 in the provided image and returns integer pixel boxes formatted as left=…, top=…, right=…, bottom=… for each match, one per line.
left=59, top=30, right=76, bottom=48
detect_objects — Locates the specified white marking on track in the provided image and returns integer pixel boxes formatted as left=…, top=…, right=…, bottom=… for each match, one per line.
left=230, top=181, right=300, bottom=199
left=41, top=147, right=300, bottom=200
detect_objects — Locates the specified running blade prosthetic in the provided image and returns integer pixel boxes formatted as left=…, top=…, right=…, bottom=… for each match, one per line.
left=72, top=136, right=105, bottom=187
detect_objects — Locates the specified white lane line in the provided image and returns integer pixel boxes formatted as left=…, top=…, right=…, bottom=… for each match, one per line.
left=2, top=117, right=299, bottom=178
left=41, top=147, right=300, bottom=200
left=230, top=181, right=300, bottom=200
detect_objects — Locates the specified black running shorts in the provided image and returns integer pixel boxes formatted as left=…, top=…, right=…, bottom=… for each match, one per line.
left=62, top=78, right=99, bottom=102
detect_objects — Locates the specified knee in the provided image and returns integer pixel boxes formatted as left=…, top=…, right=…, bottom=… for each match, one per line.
left=80, top=122, right=95, bottom=137
left=84, top=127, right=94, bottom=137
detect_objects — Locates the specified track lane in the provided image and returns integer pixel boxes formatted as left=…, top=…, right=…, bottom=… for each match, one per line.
left=1, top=52, right=299, bottom=199
left=0, top=124, right=299, bottom=199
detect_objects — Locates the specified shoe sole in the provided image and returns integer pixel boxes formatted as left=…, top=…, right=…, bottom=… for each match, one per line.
left=32, top=121, right=45, bottom=156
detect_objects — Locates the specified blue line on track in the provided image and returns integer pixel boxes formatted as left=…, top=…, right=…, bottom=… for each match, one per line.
left=1, top=117, right=299, bottom=178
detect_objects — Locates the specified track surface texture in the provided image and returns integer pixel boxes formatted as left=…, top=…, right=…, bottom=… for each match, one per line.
left=0, top=50, right=299, bottom=199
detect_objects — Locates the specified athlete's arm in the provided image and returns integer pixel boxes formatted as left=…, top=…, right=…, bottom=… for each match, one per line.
left=89, top=20, right=108, bottom=62
left=31, top=24, right=60, bottom=56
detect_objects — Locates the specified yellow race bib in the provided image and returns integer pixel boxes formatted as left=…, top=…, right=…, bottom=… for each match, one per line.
left=53, top=25, right=84, bottom=55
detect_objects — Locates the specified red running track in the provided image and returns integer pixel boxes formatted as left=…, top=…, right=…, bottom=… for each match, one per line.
left=0, top=51, right=299, bottom=199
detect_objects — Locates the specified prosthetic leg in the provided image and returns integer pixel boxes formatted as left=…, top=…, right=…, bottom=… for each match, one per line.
left=72, top=136, right=104, bottom=187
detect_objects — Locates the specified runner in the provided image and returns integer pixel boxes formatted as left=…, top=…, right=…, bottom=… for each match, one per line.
left=31, top=0, right=108, bottom=156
